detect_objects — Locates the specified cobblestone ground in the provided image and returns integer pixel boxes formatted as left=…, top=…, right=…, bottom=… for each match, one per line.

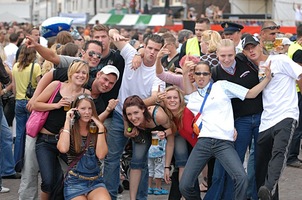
left=2, top=154, right=302, bottom=200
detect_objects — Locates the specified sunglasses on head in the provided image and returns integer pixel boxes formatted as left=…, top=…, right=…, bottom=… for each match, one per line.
left=77, top=94, right=93, bottom=101
left=87, top=51, right=102, bottom=59
left=194, top=72, right=211, bottom=76
left=70, top=59, right=88, bottom=67
left=261, top=25, right=280, bottom=31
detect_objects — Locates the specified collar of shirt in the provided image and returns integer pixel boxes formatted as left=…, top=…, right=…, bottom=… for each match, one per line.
left=220, top=60, right=237, bottom=75
left=197, top=82, right=211, bottom=97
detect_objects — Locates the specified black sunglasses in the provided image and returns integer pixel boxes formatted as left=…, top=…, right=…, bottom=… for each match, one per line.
left=194, top=72, right=211, bottom=76
left=87, top=51, right=102, bottom=59
left=261, top=25, right=280, bottom=31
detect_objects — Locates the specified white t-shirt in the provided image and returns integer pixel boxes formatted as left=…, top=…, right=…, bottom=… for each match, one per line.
left=260, top=54, right=302, bottom=132
left=115, top=43, right=165, bottom=115
left=186, top=80, right=248, bottom=141
left=4, top=43, right=18, bottom=69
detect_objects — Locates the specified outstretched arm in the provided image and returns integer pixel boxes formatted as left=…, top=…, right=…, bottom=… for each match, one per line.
left=109, top=29, right=129, bottom=51
left=25, top=36, right=60, bottom=65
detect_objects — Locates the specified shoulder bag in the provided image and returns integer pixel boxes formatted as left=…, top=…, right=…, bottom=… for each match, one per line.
left=26, top=82, right=61, bottom=138
left=25, top=61, right=35, bottom=98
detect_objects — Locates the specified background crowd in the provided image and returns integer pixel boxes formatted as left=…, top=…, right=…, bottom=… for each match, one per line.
left=0, top=13, right=301, bottom=200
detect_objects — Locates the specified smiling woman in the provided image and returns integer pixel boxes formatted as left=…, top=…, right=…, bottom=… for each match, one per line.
left=32, top=60, right=91, bottom=200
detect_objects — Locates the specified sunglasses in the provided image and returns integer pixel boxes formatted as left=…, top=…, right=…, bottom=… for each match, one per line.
left=194, top=72, right=211, bottom=76
left=87, top=51, right=102, bottom=59
left=261, top=25, right=280, bottom=31
left=70, top=59, right=88, bottom=66
left=77, top=94, right=94, bottom=101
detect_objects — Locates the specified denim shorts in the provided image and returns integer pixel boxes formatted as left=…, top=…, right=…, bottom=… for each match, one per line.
left=64, top=173, right=106, bottom=200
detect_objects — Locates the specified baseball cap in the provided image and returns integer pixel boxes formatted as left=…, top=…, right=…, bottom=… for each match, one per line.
left=100, top=65, right=120, bottom=80
left=242, top=34, right=260, bottom=49
left=221, top=22, right=244, bottom=34
left=281, top=37, right=292, bottom=45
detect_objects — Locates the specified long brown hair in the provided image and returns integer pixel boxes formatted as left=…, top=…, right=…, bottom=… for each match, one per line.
left=123, top=95, right=152, bottom=128
left=164, top=86, right=186, bottom=131
left=17, top=45, right=36, bottom=71
left=71, top=94, right=98, bottom=153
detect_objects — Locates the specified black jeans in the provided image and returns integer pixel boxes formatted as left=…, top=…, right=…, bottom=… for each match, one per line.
left=256, top=118, right=297, bottom=199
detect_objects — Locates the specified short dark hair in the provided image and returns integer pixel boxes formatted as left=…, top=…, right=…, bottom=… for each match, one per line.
left=9, top=33, right=19, bottom=43
left=83, top=40, right=103, bottom=52
left=144, top=34, right=164, bottom=47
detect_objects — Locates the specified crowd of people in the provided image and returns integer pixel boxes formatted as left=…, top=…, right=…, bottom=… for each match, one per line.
left=0, top=15, right=301, bottom=200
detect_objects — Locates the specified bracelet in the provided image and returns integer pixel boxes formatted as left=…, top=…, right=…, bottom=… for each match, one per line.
left=98, top=132, right=105, bottom=135
left=62, top=129, right=70, bottom=134
left=134, top=52, right=142, bottom=57
left=3, top=88, right=7, bottom=94
left=165, top=166, right=170, bottom=170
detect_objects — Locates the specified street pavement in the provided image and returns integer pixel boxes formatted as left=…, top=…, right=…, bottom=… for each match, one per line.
left=1, top=155, right=302, bottom=200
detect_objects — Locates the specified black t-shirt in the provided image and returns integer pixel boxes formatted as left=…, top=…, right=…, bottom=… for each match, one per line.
left=161, top=54, right=180, bottom=73
left=53, top=49, right=125, bottom=116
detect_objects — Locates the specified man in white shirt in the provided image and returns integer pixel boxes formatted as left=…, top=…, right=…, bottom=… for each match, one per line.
left=104, top=29, right=165, bottom=200
left=4, top=33, right=18, bottom=69
left=242, top=34, right=302, bottom=200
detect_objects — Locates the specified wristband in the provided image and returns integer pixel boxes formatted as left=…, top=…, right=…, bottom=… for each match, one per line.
left=62, top=129, right=70, bottom=134
left=3, top=88, right=7, bottom=94
left=165, top=166, right=170, bottom=170
left=98, top=132, right=105, bottom=135
left=163, top=130, right=167, bottom=137
left=134, top=52, right=142, bottom=57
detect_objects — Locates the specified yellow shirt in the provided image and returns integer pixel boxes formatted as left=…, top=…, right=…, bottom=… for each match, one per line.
left=288, top=42, right=302, bottom=92
left=12, top=62, right=41, bottom=100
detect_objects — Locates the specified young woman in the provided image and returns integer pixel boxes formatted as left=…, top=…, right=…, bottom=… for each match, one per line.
left=179, top=60, right=272, bottom=200
left=12, top=45, right=41, bottom=166
left=122, top=95, right=175, bottom=200
left=57, top=94, right=110, bottom=200
left=32, top=60, right=90, bottom=200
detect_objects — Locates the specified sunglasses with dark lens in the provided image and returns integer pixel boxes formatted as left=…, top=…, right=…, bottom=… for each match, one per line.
left=261, top=25, right=280, bottom=31
left=194, top=72, right=211, bottom=76
left=87, top=51, right=102, bottom=59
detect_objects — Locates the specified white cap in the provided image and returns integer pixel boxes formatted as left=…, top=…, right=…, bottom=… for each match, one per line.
left=100, top=65, right=120, bottom=80
left=281, top=37, right=292, bottom=45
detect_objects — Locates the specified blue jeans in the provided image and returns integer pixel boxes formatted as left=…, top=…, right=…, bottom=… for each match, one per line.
left=103, top=110, right=149, bottom=200
left=36, top=134, right=64, bottom=193
left=205, top=114, right=260, bottom=200
left=14, top=99, right=29, bottom=164
left=0, top=104, right=3, bottom=187
left=174, top=131, right=188, bottom=168
left=1, top=114, right=15, bottom=176
left=179, top=138, right=247, bottom=200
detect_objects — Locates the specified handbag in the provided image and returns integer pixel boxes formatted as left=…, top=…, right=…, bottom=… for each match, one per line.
left=49, top=134, right=91, bottom=200
left=25, top=61, right=35, bottom=98
left=26, top=82, right=61, bottom=138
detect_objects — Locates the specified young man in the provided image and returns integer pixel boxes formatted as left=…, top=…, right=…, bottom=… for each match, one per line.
left=221, top=22, right=244, bottom=53
left=179, top=17, right=211, bottom=60
left=104, top=29, right=165, bottom=200
left=242, top=34, right=302, bottom=200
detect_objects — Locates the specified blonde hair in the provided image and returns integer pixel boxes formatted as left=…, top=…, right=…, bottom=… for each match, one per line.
left=67, top=60, right=89, bottom=86
left=201, top=30, right=222, bottom=53
left=216, top=39, right=236, bottom=53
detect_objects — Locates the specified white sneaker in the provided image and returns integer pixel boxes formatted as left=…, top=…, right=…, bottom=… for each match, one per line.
left=0, top=186, right=10, bottom=193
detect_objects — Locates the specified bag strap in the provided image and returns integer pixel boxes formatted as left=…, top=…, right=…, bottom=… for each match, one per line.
left=165, top=55, right=179, bottom=71
left=28, top=61, right=35, bottom=85
left=66, top=133, right=91, bottom=173
left=48, top=82, right=62, bottom=103
left=196, top=81, right=213, bottom=130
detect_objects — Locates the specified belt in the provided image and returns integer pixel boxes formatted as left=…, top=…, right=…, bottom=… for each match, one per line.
left=38, top=133, right=59, bottom=140
left=69, top=170, right=100, bottom=181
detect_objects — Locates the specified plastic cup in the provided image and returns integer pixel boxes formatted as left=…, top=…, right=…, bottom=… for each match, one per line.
left=151, top=132, right=159, bottom=146
left=89, top=122, right=98, bottom=134
left=258, top=61, right=266, bottom=82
